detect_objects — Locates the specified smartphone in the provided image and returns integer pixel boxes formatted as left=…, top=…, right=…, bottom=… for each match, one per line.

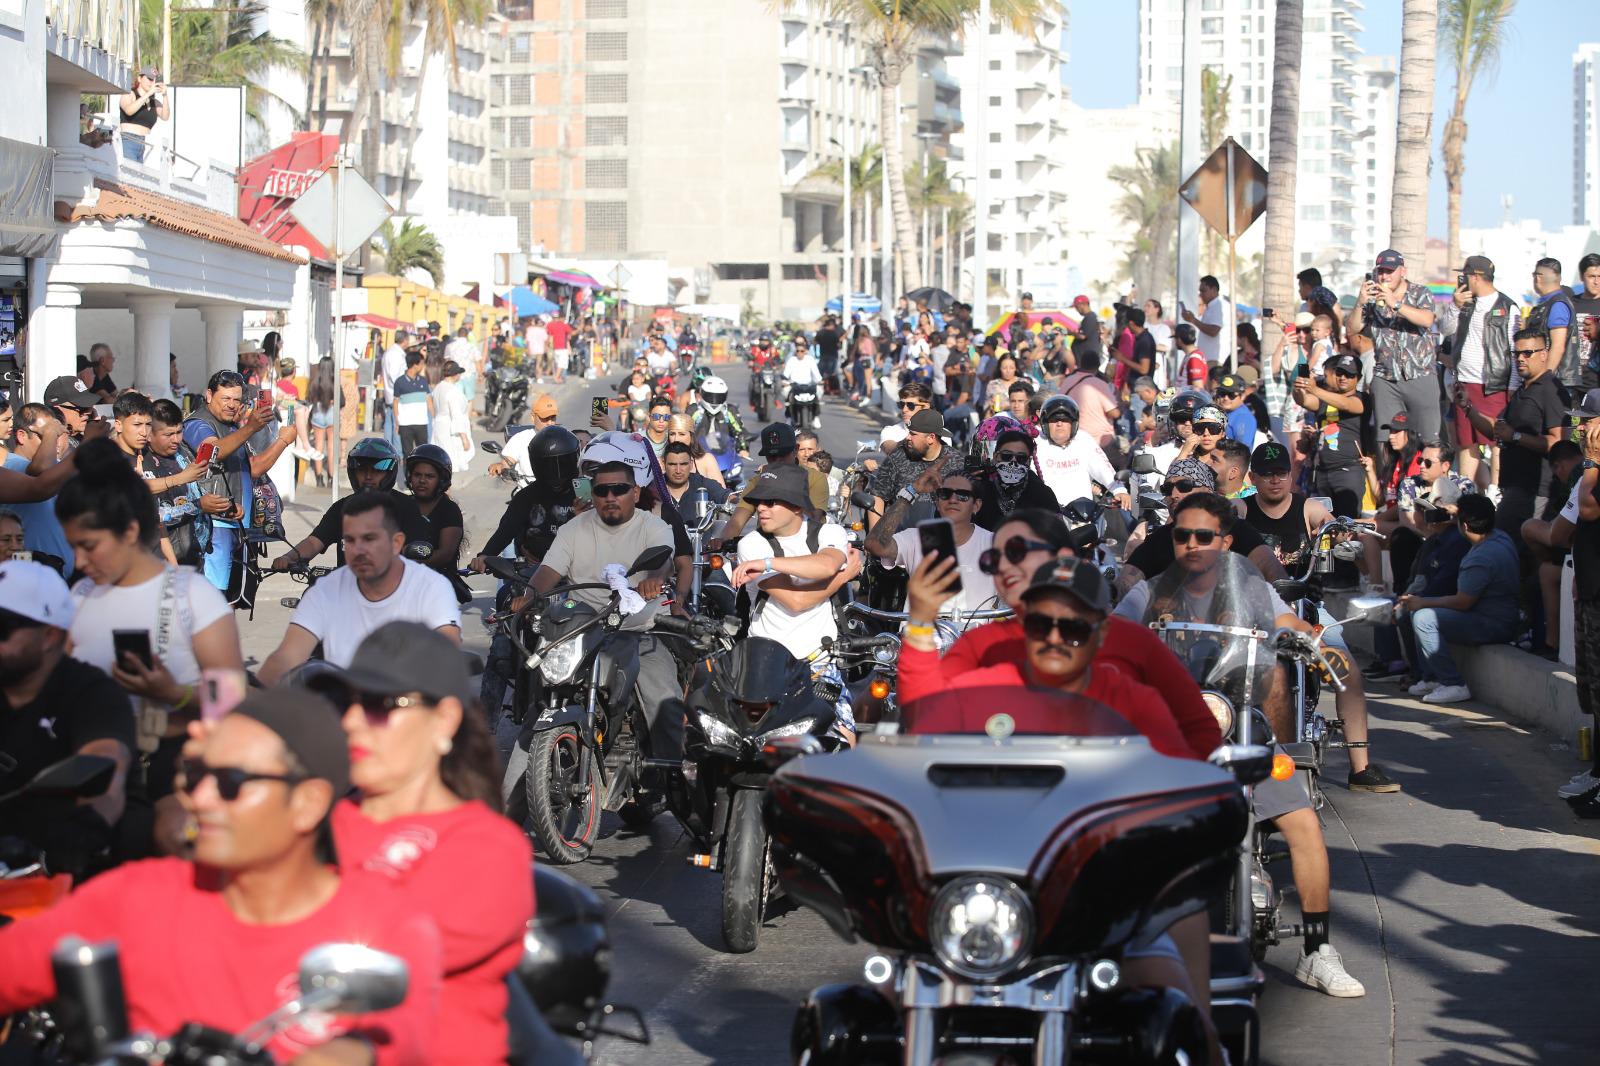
left=917, top=518, right=962, bottom=594
left=1457, top=273, right=1467, bottom=289
left=199, top=668, right=249, bottom=723
left=1365, top=272, right=1374, bottom=285
left=591, top=397, right=608, bottom=421
left=92, top=404, right=114, bottom=421
left=1296, top=360, right=1311, bottom=380
left=193, top=439, right=219, bottom=467
left=572, top=476, right=593, bottom=504
left=1263, top=308, right=1275, bottom=320
left=112, top=629, right=154, bottom=671
left=255, top=390, right=273, bottom=411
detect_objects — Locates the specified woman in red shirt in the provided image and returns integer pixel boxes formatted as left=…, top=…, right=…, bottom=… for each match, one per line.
left=311, top=621, right=533, bottom=1066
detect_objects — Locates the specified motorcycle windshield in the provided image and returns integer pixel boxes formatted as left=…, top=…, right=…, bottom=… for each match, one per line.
left=901, top=685, right=1137, bottom=739
left=1138, top=552, right=1279, bottom=708
left=710, top=637, right=813, bottom=705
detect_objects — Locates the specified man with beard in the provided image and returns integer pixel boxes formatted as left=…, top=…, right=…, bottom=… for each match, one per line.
left=258, top=492, right=460, bottom=684
left=866, top=409, right=967, bottom=534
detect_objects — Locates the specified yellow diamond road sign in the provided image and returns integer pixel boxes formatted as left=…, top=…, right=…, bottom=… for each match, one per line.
left=1179, top=137, right=1269, bottom=239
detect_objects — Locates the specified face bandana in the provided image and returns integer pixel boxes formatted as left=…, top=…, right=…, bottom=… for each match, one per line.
left=996, top=461, right=1028, bottom=486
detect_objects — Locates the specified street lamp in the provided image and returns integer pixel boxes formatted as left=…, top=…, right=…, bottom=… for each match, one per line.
left=915, top=130, right=940, bottom=287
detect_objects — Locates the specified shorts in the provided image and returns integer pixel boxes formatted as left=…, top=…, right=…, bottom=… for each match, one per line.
left=1252, top=747, right=1312, bottom=821
left=1453, top=383, right=1508, bottom=449
left=1126, top=931, right=1182, bottom=962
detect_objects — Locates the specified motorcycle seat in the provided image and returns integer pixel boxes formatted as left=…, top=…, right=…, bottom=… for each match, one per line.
left=1280, top=741, right=1318, bottom=771
left=1273, top=579, right=1311, bottom=602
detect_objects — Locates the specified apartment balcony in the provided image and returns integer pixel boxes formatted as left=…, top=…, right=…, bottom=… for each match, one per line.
left=780, top=19, right=810, bottom=62
left=52, top=133, right=235, bottom=216
left=448, top=164, right=492, bottom=197
left=448, top=67, right=490, bottom=100
left=448, top=116, right=489, bottom=148
left=46, top=0, right=136, bottom=90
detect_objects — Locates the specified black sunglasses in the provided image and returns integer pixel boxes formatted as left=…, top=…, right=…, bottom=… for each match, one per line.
left=592, top=482, right=633, bottom=498
left=1161, top=478, right=1201, bottom=495
left=1172, top=527, right=1221, bottom=546
left=1213, top=390, right=1241, bottom=401
left=1021, top=613, right=1097, bottom=647
left=1193, top=423, right=1224, bottom=435
left=995, top=450, right=1031, bottom=463
left=898, top=400, right=927, bottom=410
left=935, top=487, right=975, bottom=502
left=343, top=691, right=434, bottom=726
left=178, top=758, right=303, bottom=801
left=978, top=536, right=1055, bottom=574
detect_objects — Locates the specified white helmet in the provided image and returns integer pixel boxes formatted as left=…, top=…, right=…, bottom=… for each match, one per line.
left=579, top=431, right=654, bottom=487
left=699, top=375, right=729, bottom=414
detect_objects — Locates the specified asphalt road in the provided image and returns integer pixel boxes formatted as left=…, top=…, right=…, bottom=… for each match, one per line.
left=241, top=359, right=1600, bottom=1066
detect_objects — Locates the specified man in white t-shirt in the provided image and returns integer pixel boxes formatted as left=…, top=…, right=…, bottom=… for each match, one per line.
left=259, top=492, right=460, bottom=684
left=1033, top=395, right=1122, bottom=509
left=782, top=342, right=824, bottom=390
left=1181, top=275, right=1230, bottom=366
left=380, top=331, right=410, bottom=451
left=863, top=469, right=996, bottom=615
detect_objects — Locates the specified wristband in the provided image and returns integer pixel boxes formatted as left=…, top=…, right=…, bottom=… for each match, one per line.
left=763, top=557, right=774, bottom=575
left=898, top=485, right=917, bottom=503
left=173, top=685, right=196, bottom=712
left=905, top=622, right=936, bottom=638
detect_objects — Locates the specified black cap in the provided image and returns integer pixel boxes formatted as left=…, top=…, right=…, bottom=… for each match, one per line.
left=75, top=354, right=92, bottom=373
left=1375, top=249, right=1404, bottom=270
left=1020, top=556, right=1112, bottom=616
left=307, top=621, right=476, bottom=708
left=757, top=423, right=798, bottom=457
left=1458, top=254, right=1494, bottom=277
left=1381, top=412, right=1410, bottom=432
left=233, top=687, right=351, bottom=800
left=44, top=376, right=97, bottom=409
left=907, top=409, right=945, bottom=435
left=742, top=464, right=812, bottom=510
left=1214, top=373, right=1245, bottom=393
left=1326, top=352, right=1362, bottom=378
left=1570, top=388, right=1600, bottom=420
left=1250, top=441, right=1292, bottom=475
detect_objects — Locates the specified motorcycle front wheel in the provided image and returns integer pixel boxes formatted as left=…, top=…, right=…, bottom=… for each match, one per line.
left=526, top=728, right=599, bottom=864
left=721, top=788, right=769, bottom=953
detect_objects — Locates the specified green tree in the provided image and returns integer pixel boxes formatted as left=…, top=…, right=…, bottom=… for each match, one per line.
left=1440, top=0, right=1516, bottom=271
left=1108, top=142, right=1180, bottom=304
left=371, top=218, right=444, bottom=287
left=137, top=0, right=304, bottom=138
left=1391, top=0, right=1438, bottom=272
left=806, top=142, right=884, bottom=292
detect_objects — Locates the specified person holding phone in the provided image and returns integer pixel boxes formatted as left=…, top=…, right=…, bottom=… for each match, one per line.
left=1293, top=351, right=1368, bottom=518
left=864, top=468, right=994, bottom=615
left=118, top=65, right=168, bottom=163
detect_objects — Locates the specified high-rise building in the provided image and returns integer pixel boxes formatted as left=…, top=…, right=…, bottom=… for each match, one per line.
left=947, top=5, right=1069, bottom=320
left=1576, top=43, right=1600, bottom=229
left=488, top=0, right=889, bottom=317
left=1353, top=56, right=1397, bottom=274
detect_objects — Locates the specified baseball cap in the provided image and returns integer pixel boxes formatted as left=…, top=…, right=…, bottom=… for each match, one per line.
left=232, top=688, right=351, bottom=801
left=1293, top=311, right=1315, bottom=328
left=1235, top=365, right=1260, bottom=386
left=0, top=560, right=76, bottom=629
left=1020, top=556, right=1112, bottom=616
left=1192, top=404, right=1225, bottom=427
left=757, top=422, right=798, bottom=457
left=307, top=621, right=476, bottom=708
left=879, top=423, right=909, bottom=446
left=139, top=65, right=160, bottom=78
left=1073, top=294, right=1090, bottom=306
left=1165, top=457, right=1217, bottom=490
left=1381, top=412, right=1410, bottom=432
left=43, top=375, right=97, bottom=409
left=1569, top=388, right=1600, bottom=420
left=1214, top=373, right=1245, bottom=394
left=1250, top=441, right=1292, bottom=476
left=1374, top=249, right=1404, bottom=270
left=907, top=409, right=945, bottom=435
left=532, top=392, right=558, bottom=419
left=1457, top=254, right=1494, bottom=277
left=742, top=464, right=811, bottom=510
left=1326, top=352, right=1362, bottom=378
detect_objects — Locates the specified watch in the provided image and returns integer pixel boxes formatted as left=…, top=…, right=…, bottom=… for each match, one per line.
left=1512, top=431, right=1523, bottom=445
left=1584, top=460, right=1599, bottom=471
left=897, top=485, right=917, bottom=503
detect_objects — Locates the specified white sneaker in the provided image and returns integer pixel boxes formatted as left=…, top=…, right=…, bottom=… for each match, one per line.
left=290, top=443, right=324, bottom=462
left=1407, top=680, right=1438, bottom=697
left=1294, top=944, right=1366, bottom=998
left=1485, top=484, right=1503, bottom=506
left=1558, top=770, right=1600, bottom=798
left=1423, top=683, right=1472, bottom=704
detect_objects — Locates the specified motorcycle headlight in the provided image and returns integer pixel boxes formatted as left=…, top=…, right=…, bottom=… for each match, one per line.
left=696, top=710, right=741, bottom=749
left=928, top=876, right=1033, bottom=982
left=754, top=718, right=817, bottom=744
left=1201, top=691, right=1235, bottom=736
left=539, top=637, right=587, bottom=685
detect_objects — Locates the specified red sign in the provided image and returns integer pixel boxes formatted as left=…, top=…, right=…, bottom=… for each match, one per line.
left=237, top=132, right=341, bottom=260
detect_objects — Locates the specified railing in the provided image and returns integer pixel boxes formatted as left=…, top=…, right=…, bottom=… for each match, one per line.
left=46, top=0, right=137, bottom=70
left=54, top=129, right=236, bottom=215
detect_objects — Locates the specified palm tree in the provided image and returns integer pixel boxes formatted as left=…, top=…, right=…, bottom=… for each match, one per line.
left=1440, top=0, right=1516, bottom=270
left=137, top=0, right=304, bottom=138
left=1108, top=141, right=1180, bottom=304
left=371, top=218, right=444, bottom=287
left=1391, top=0, right=1438, bottom=271
left=1262, top=0, right=1303, bottom=315
left=805, top=143, right=885, bottom=290
left=795, top=1, right=1051, bottom=292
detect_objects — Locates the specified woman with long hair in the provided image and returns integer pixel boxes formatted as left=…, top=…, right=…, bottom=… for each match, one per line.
left=667, top=412, right=724, bottom=485
left=306, top=360, right=337, bottom=488
left=983, top=354, right=1022, bottom=414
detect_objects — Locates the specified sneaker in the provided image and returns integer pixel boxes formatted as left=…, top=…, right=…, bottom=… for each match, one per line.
left=1571, top=789, right=1600, bottom=819
left=1559, top=771, right=1600, bottom=799
left=1362, top=660, right=1407, bottom=681
left=1423, top=683, right=1472, bottom=704
left=1294, top=944, right=1366, bottom=998
left=290, top=443, right=324, bottom=462
left=1407, top=679, right=1438, bottom=697
left=1347, top=765, right=1401, bottom=793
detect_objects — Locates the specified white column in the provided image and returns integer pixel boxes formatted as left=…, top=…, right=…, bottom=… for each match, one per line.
left=199, top=304, right=243, bottom=380
left=128, top=295, right=177, bottom=398
left=25, top=270, right=81, bottom=402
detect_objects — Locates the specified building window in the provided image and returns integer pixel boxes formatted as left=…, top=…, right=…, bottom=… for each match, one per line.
left=586, top=115, right=627, bottom=146
left=1302, top=205, right=1326, bottom=221
left=509, top=120, right=531, bottom=148
left=587, top=73, right=627, bottom=104
left=491, top=159, right=505, bottom=188
left=1200, top=40, right=1222, bottom=60
left=989, top=95, right=1002, bottom=105
left=508, top=159, right=530, bottom=189
left=510, top=203, right=531, bottom=250
left=988, top=59, right=1001, bottom=70
left=586, top=31, right=628, bottom=61
left=989, top=132, right=1002, bottom=142
left=586, top=201, right=627, bottom=253
left=585, top=157, right=627, bottom=188
left=1201, top=16, right=1222, bottom=33
left=782, top=263, right=818, bottom=281
left=491, top=116, right=505, bottom=145
left=508, top=76, right=530, bottom=106
left=509, top=34, right=529, bottom=58
left=714, top=263, right=769, bottom=281
left=588, top=0, right=627, bottom=17
left=989, top=168, right=1002, bottom=178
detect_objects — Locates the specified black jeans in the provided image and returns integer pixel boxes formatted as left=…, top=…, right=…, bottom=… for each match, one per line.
left=398, top=423, right=429, bottom=457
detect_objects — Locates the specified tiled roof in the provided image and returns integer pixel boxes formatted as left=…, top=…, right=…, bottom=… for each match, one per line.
left=60, top=180, right=305, bottom=265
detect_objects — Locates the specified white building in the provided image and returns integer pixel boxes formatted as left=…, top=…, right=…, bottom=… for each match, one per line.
left=1458, top=219, right=1600, bottom=301
left=1576, top=43, right=1600, bottom=229
left=948, top=6, right=1069, bottom=323
left=1352, top=56, right=1397, bottom=277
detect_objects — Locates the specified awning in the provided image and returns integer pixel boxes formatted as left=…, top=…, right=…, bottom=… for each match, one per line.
left=0, top=138, right=58, bottom=258
left=342, top=312, right=405, bottom=329
left=501, top=285, right=558, bottom=317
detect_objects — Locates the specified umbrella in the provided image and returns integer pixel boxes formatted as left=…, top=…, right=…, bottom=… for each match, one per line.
left=503, top=286, right=558, bottom=317
left=986, top=309, right=1080, bottom=337
left=825, top=293, right=883, bottom=315
left=904, top=286, right=957, bottom=313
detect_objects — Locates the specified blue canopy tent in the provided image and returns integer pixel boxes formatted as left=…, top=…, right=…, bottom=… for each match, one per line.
left=504, top=286, right=559, bottom=317
left=825, top=293, right=883, bottom=315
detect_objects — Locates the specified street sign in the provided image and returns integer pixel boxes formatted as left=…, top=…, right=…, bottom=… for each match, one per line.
left=1179, top=137, right=1268, bottom=239
left=290, top=166, right=391, bottom=258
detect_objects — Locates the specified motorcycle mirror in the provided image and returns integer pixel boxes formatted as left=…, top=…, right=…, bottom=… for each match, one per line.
left=480, top=440, right=502, bottom=454
left=1345, top=594, right=1395, bottom=625
left=0, top=754, right=116, bottom=806
left=295, top=944, right=410, bottom=1016
left=628, top=545, right=673, bottom=575
left=280, top=597, right=302, bottom=609
left=1208, top=743, right=1274, bottom=785
left=848, top=490, right=880, bottom=514
left=402, top=541, right=434, bottom=561
left=49, top=938, right=130, bottom=1062
left=760, top=733, right=824, bottom=769
left=1130, top=452, right=1158, bottom=475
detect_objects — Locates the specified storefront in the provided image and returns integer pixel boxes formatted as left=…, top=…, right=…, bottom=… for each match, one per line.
left=0, top=138, right=59, bottom=395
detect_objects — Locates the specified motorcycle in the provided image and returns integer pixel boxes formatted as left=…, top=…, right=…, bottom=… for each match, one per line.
left=680, top=486, right=737, bottom=619
left=490, top=363, right=532, bottom=433
left=768, top=686, right=1271, bottom=1066
left=494, top=546, right=676, bottom=864
left=750, top=364, right=778, bottom=423
left=0, top=754, right=117, bottom=916
left=786, top=381, right=820, bottom=432
left=655, top=629, right=843, bottom=953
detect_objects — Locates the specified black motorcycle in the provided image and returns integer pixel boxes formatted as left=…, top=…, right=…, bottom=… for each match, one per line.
left=786, top=381, right=820, bottom=431
left=493, top=546, right=675, bottom=864
left=489, top=363, right=532, bottom=433
left=750, top=362, right=777, bottom=422
left=656, top=632, right=843, bottom=953
left=766, top=685, right=1271, bottom=1066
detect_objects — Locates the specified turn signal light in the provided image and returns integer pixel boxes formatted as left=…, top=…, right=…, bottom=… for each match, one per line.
left=1271, top=754, right=1296, bottom=781
left=710, top=554, right=724, bottom=569
left=851, top=521, right=864, bottom=532
left=869, top=677, right=891, bottom=700
left=689, top=854, right=714, bottom=868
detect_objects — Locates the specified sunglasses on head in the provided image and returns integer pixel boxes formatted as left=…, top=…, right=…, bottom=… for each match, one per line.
left=978, top=536, right=1055, bottom=574
left=1021, top=612, right=1097, bottom=647
left=935, top=487, right=974, bottom=502
left=1172, top=527, right=1220, bottom=546
left=591, top=482, right=633, bottom=498
left=178, top=758, right=303, bottom=801
left=1193, top=423, right=1224, bottom=436
left=207, top=371, right=245, bottom=390
left=1161, top=478, right=1200, bottom=495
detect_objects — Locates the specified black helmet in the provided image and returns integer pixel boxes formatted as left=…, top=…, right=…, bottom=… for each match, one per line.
left=518, top=866, right=611, bottom=1032
left=1168, top=389, right=1211, bottom=424
left=404, top=443, right=453, bottom=493
left=347, top=437, right=400, bottom=491
left=528, top=425, right=580, bottom=488
left=1040, top=394, right=1080, bottom=424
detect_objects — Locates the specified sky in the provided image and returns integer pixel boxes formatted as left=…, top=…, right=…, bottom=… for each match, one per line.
left=1065, top=0, right=1600, bottom=235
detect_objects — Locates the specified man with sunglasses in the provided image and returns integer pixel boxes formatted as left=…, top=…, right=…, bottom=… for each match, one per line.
left=865, top=469, right=994, bottom=614
left=1212, top=372, right=1260, bottom=446
left=866, top=407, right=965, bottom=534
left=0, top=688, right=443, bottom=1063
left=642, top=395, right=674, bottom=457
left=1033, top=395, right=1119, bottom=514
left=1120, top=458, right=1286, bottom=595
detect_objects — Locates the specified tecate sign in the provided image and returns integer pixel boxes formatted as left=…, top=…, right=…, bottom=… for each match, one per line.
left=263, top=169, right=320, bottom=201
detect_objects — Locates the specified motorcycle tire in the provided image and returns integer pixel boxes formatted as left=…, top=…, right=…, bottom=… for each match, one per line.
left=525, top=729, right=599, bottom=864
left=721, top=789, right=769, bottom=953
left=755, top=399, right=767, bottom=423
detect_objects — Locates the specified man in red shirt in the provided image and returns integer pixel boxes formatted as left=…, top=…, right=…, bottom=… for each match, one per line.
left=545, top=316, right=574, bottom=383
left=0, top=690, right=442, bottom=1064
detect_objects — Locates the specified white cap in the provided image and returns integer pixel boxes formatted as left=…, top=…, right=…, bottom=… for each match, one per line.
left=879, top=423, right=909, bottom=445
left=1294, top=311, right=1315, bottom=328
left=0, top=560, right=76, bottom=629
